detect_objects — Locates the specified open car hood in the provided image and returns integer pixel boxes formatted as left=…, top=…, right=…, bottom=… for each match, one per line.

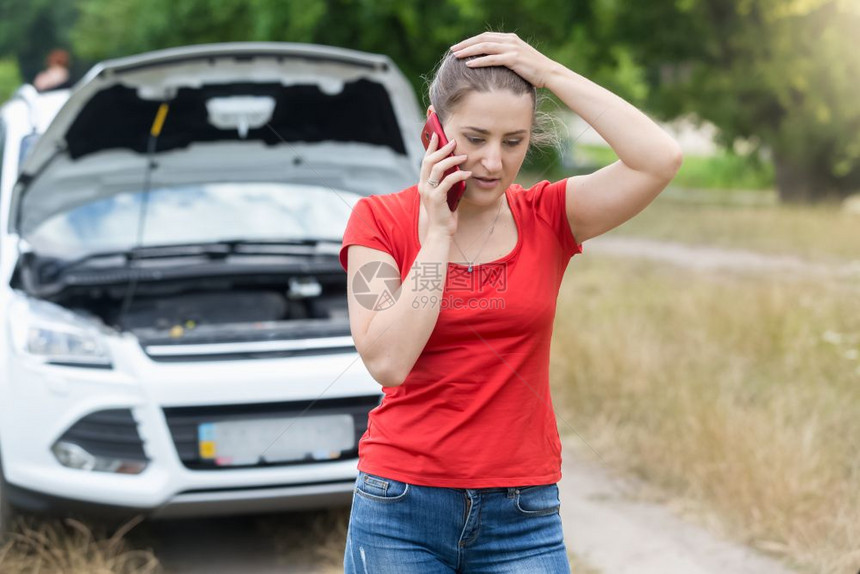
left=12, top=42, right=424, bottom=238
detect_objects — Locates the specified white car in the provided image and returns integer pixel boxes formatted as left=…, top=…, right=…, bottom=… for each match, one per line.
left=0, top=42, right=423, bottom=533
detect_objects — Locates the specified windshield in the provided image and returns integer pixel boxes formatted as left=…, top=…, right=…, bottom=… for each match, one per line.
left=26, top=182, right=361, bottom=258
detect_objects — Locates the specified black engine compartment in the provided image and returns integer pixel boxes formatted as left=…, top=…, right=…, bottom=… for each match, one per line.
left=11, top=246, right=352, bottom=346
left=70, top=275, right=346, bottom=331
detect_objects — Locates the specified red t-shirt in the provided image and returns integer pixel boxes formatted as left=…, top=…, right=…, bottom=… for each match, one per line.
left=339, top=179, right=582, bottom=488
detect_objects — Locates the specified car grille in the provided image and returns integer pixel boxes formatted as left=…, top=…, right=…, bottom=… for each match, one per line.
left=144, top=336, right=356, bottom=362
left=57, top=409, right=148, bottom=462
left=140, top=321, right=355, bottom=362
left=163, top=395, right=380, bottom=470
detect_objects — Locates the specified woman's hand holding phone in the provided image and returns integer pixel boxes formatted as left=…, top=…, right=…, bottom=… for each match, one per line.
left=419, top=132, right=471, bottom=237
left=421, top=113, right=468, bottom=212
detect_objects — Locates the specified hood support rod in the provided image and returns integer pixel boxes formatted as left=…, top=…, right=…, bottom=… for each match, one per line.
left=116, top=102, right=170, bottom=331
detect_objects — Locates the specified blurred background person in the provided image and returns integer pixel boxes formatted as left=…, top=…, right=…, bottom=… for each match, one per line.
left=33, top=48, right=71, bottom=91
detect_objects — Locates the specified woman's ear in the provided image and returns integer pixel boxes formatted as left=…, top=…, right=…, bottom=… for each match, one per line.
left=426, top=105, right=435, bottom=118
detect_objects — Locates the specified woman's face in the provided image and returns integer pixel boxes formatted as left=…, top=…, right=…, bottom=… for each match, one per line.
left=438, top=89, right=533, bottom=208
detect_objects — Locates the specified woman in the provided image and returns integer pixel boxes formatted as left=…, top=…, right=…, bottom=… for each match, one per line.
left=339, top=32, right=682, bottom=572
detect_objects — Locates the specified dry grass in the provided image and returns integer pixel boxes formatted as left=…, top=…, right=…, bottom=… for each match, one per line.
left=551, top=255, right=860, bottom=574
left=258, top=507, right=351, bottom=572
left=609, top=192, right=860, bottom=262
left=0, top=501, right=595, bottom=573
left=0, top=515, right=160, bottom=573
left=0, top=508, right=350, bottom=574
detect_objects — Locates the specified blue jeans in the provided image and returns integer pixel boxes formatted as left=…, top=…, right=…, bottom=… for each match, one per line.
left=343, top=470, right=571, bottom=573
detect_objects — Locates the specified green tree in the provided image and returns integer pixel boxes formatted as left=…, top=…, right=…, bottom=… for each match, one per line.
left=78, top=2, right=559, bottom=85
left=612, top=0, right=860, bottom=202
left=70, top=0, right=648, bottom=102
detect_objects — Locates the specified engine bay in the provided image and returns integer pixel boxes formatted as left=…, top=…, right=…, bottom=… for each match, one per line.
left=12, top=251, right=350, bottom=346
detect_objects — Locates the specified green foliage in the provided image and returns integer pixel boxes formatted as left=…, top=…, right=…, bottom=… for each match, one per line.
left=0, top=58, right=22, bottom=103
left=673, top=152, right=774, bottom=191
left=71, top=0, right=254, bottom=60
left=576, top=144, right=774, bottom=191
left=69, top=0, right=646, bottom=105
left=611, top=0, right=860, bottom=201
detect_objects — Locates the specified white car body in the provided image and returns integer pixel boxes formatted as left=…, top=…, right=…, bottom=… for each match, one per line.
left=0, top=43, right=422, bottom=525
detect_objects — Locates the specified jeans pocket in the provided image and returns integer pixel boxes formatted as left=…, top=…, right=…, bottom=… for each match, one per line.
left=354, top=471, right=410, bottom=503
left=514, top=483, right=560, bottom=516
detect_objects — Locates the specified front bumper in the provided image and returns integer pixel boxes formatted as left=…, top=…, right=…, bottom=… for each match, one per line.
left=5, top=476, right=356, bottom=520
left=0, top=338, right=379, bottom=518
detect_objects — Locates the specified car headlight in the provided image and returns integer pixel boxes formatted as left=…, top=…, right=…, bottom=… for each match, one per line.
left=8, top=294, right=113, bottom=368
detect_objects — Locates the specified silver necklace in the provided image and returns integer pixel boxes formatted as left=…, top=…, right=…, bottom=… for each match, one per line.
left=451, top=196, right=504, bottom=273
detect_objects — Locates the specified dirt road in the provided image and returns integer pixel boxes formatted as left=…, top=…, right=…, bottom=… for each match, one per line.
left=559, top=440, right=798, bottom=574
left=585, top=236, right=860, bottom=281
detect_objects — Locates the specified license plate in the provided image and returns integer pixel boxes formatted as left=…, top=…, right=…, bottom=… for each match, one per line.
left=198, top=414, right=355, bottom=466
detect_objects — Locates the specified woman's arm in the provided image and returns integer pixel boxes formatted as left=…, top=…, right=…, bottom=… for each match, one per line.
left=347, top=135, right=469, bottom=388
left=451, top=33, right=683, bottom=244
left=346, top=235, right=450, bottom=388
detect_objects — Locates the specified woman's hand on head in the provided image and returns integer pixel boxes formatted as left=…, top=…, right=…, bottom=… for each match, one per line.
left=450, top=32, right=558, bottom=89
left=419, top=132, right=470, bottom=237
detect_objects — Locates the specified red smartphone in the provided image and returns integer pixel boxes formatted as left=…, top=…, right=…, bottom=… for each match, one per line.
left=421, top=112, right=466, bottom=211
